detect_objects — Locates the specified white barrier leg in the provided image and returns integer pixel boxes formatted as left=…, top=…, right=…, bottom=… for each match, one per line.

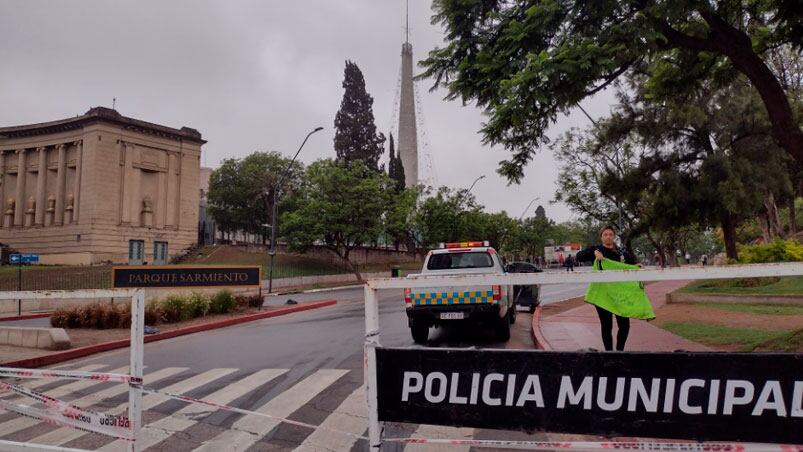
left=364, top=284, right=381, bottom=451
left=128, top=289, right=144, bottom=452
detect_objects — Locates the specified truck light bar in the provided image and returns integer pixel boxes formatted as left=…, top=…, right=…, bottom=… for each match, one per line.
left=440, top=241, right=489, bottom=249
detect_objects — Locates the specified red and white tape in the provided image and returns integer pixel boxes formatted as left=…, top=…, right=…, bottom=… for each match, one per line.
left=0, top=366, right=141, bottom=384
left=0, top=399, right=133, bottom=442
left=0, top=380, right=133, bottom=440
left=381, top=438, right=801, bottom=451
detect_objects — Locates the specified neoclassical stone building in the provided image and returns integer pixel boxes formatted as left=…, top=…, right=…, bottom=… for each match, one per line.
left=0, top=107, right=204, bottom=264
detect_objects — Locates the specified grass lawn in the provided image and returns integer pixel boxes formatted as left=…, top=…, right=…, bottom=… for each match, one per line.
left=679, top=275, right=803, bottom=295
left=660, top=321, right=795, bottom=352
left=696, top=302, right=803, bottom=316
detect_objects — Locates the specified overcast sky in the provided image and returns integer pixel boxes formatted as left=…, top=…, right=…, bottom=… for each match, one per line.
left=0, top=1, right=615, bottom=222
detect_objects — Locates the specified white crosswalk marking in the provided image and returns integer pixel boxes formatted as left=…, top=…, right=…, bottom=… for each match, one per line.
left=293, top=384, right=366, bottom=452
left=194, top=369, right=349, bottom=452
left=31, top=368, right=234, bottom=447
left=0, top=367, right=185, bottom=438
left=99, top=368, right=288, bottom=451
left=404, top=424, right=474, bottom=452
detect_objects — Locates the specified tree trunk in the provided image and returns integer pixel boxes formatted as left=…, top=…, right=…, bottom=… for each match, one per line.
left=789, top=196, right=798, bottom=236
left=764, top=191, right=783, bottom=238
left=721, top=213, right=738, bottom=260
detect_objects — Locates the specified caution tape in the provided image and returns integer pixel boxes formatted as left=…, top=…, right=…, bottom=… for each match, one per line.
left=0, top=380, right=133, bottom=440
left=380, top=438, right=801, bottom=451
left=0, top=366, right=141, bottom=384
left=0, top=399, right=134, bottom=441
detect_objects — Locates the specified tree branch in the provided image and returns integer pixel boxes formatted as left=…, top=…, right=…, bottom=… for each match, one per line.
left=583, top=61, right=635, bottom=96
left=656, top=21, right=718, bottom=52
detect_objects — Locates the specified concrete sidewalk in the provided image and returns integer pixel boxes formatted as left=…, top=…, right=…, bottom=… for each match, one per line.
left=538, top=280, right=711, bottom=352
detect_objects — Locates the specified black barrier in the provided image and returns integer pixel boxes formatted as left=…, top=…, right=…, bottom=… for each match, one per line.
left=376, top=348, right=802, bottom=444
left=112, top=266, right=262, bottom=288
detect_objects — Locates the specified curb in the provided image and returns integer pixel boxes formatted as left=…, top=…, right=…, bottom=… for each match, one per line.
left=2, top=299, right=336, bottom=368
left=0, top=313, right=51, bottom=322
left=267, top=284, right=364, bottom=297
left=531, top=305, right=552, bottom=351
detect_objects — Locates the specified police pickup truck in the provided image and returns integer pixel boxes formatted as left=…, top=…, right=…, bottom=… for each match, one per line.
left=404, top=241, right=517, bottom=344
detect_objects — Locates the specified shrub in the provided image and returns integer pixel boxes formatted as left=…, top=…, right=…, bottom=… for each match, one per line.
left=187, top=292, right=210, bottom=318
left=234, top=295, right=249, bottom=311
left=117, top=303, right=132, bottom=328
left=738, top=239, right=803, bottom=264
left=103, top=303, right=122, bottom=329
left=144, top=300, right=162, bottom=326
left=160, top=295, right=193, bottom=323
left=66, top=308, right=81, bottom=329
left=50, top=308, right=70, bottom=328
left=247, top=294, right=264, bottom=308
left=209, top=290, right=234, bottom=314
left=77, top=304, right=95, bottom=328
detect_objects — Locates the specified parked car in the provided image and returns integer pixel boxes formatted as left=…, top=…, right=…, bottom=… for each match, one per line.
left=504, top=261, right=542, bottom=312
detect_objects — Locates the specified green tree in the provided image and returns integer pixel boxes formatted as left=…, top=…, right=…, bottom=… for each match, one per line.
left=413, top=186, right=481, bottom=249
left=384, top=186, right=419, bottom=251
left=207, top=152, right=304, bottom=241
left=334, top=60, right=386, bottom=171
left=387, top=133, right=406, bottom=191
left=420, top=1, right=803, bottom=183
left=282, top=160, right=392, bottom=280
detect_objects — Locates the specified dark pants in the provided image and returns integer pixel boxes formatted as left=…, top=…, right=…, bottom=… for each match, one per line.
left=594, top=305, right=630, bottom=351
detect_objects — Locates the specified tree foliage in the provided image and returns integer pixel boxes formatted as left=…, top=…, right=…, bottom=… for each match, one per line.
left=420, top=0, right=803, bottom=183
left=207, top=152, right=304, bottom=239
left=282, top=160, right=392, bottom=279
left=387, top=133, right=406, bottom=191
left=334, top=60, right=386, bottom=171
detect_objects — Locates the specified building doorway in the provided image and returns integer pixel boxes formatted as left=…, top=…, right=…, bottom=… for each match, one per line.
left=154, top=241, right=168, bottom=265
left=128, top=240, right=144, bottom=265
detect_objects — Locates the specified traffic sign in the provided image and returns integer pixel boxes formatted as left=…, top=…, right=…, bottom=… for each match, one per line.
left=9, top=254, right=39, bottom=264
left=9, top=254, right=19, bottom=264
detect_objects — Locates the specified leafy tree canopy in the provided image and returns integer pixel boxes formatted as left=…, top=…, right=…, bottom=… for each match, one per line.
left=420, top=0, right=803, bottom=183
left=334, top=60, right=386, bottom=171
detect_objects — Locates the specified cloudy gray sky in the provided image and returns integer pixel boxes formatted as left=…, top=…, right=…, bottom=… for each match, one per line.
left=0, top=0, right=615, bottom=222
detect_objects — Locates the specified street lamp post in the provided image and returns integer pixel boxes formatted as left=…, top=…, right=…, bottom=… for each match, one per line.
left=467, top=175, right=485, bottom=193
left=267, top=126, right=323, bottom=294
left=519, top=197, right=540, bottom=221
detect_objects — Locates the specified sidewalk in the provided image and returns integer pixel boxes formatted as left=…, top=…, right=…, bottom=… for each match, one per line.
left=538, top=280, right=711, bottom=352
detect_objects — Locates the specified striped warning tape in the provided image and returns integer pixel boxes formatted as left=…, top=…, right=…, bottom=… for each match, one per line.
left=381, top=438, right=801, bottom=451
left=0, top=399, right=134, bottom=442
left=0, top=380, right=133, bottom=440
left=0, top=366, right=141, bottom=384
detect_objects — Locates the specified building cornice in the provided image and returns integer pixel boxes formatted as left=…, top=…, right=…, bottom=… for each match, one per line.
left=0, top=107, right=206, bottom=145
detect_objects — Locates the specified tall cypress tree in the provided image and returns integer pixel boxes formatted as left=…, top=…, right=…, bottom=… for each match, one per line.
left=334, top=60, right=386, bottom=171
left=387, top=133, right=406, bottom=191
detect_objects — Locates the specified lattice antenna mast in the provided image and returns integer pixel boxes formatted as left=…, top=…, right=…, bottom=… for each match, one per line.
left=405, top=0, right=409, bottom=44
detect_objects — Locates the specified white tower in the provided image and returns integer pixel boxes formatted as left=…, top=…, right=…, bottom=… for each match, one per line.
left=397, top=1, right=418, bottom=187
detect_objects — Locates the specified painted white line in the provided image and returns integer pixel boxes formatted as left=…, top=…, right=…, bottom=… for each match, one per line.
left=0, top=367, right=184, bottom=439
left=293, top=384, right=366, bottom=452
left=194, top=369, right=349, bottom=452
left=101, top=369, right=288, bottom=451
left=403, top=424, right=474, bottom=452
left=33, top=368, right=233, bottom=447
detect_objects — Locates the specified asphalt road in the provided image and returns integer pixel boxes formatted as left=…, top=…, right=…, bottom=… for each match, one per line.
left=0, top=280, right=588, bottom=450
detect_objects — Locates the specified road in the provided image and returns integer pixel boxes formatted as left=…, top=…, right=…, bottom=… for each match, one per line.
left=0, top=280, right=588, bottom=451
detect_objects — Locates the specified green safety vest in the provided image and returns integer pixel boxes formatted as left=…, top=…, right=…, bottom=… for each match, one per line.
left=584, top=258, right=655, bottom=320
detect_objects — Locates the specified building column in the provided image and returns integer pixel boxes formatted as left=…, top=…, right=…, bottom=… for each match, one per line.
left=165, top=152, right=177, bottom=228
left=34, top=146, right=47, bottom=226
left=156, top=159, right=166, bottom=229
left=121, top=142, right=135, bottom=224
left=54, top=144, right=66, bottom=225
left=72, top=140, right=82, bottom=223
left=14, top=149, right=26, bottom=227
left=0, top=151, right=5, bottom=229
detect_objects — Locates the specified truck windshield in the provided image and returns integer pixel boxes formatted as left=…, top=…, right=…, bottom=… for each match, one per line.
left=427, top=252, right=494, bottom=270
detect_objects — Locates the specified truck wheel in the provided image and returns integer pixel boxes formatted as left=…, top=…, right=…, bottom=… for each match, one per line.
left=411, top=324, right=429, bottom=344
left=496, top=316, right=511, bottom=341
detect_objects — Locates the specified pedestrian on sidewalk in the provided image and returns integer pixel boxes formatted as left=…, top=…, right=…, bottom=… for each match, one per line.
left=564, top=255, right=575, bottom=272
left=575, top=225, right=653, bottom=351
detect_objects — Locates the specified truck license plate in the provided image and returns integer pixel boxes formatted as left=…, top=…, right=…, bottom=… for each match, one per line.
left=440, top=312, right=464, bottom=320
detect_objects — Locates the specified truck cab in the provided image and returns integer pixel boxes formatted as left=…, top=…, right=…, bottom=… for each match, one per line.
left=403, top=241, right=515, bottom=344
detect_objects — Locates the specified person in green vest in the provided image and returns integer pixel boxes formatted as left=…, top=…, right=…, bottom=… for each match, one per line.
left=576, top=225, right=654, bottom=351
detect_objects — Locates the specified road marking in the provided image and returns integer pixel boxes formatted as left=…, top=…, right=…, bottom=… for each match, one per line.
left=404, top=424, right=474, bottom=452
left=293, top=384, right=366, bottom=452
left=194, top=369, right=349, bottom=452
left=100, top=369, right=288, bottom=451
left=32, top=368, right=233, bottom=446
left=0, top=367, right=184, bottom=438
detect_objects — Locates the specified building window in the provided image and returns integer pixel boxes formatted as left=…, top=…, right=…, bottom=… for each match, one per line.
left=128, top=240, right=144, bottom=265
left=154, top=241, right=168, bottom=265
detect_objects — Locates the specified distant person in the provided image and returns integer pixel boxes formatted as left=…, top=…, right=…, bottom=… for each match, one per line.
left=701, top=254, right=708, bottom=266
left=564, top=255, right=575, bottom=272
left=576, top=225, right=653, bottom=351
left=684, top=252, right=691, bottom=265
